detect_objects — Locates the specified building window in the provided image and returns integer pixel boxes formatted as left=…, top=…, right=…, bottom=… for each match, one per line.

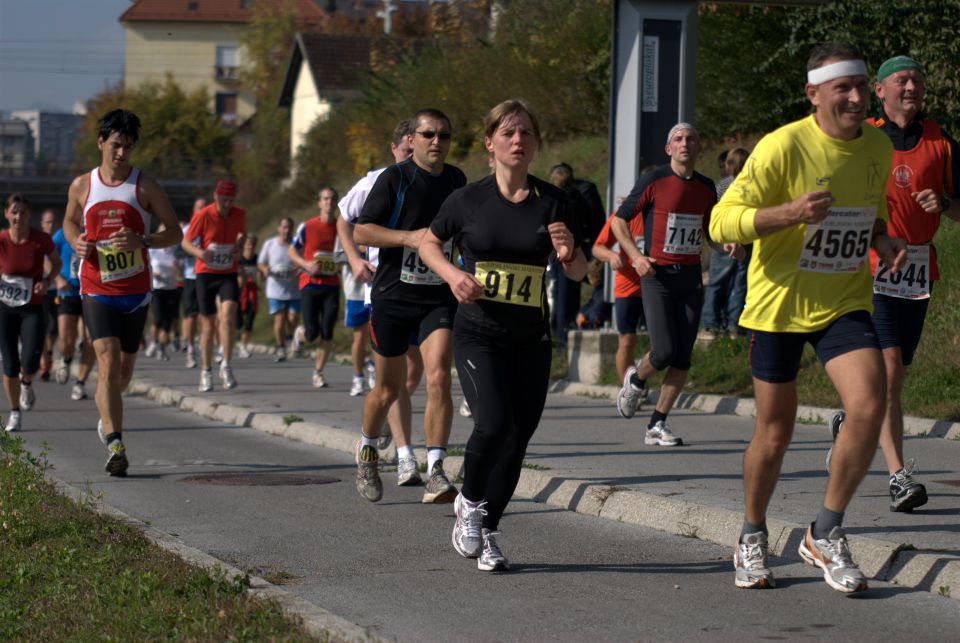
left=216, top=45, right=240, bottom=80
left=216, top=93, right=238, bottom=126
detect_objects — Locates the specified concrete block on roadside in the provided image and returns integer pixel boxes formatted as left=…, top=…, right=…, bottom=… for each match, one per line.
left=846, top=534, right=899, bottom=578
left=544, top=479, right=594, bottom=512
left=566, top=330, right=618, bottom=385
left=249, top=413, right=288, bottom=436
left=148, top=386, right=184, bottom=408
left=931, top=560, right=960, bottom=602
left=513, top=469, right=553, bottom=500
left=214, top=404, right=252, bottom=427
left=887, top=550, right=960, bottom=588
left=127, top=379, right=151, bottom=395
left=179, top=395, right=216, bottom=418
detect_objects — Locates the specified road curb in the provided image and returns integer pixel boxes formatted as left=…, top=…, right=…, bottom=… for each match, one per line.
left=126, top=374, right=959, bottom=602
left=549, top=380, right=960, bottom=441
left=46, top=474, right=387, bottom=642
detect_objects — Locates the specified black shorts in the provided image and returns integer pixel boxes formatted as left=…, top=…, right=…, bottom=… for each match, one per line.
left=747, top=310, right=880, bottom=383
left=370, top=299, right=454, bottom=358
left=57, top=294, right=83, bottom=317
left=150, top=288, right=181, bottom=332
left=871, top=288, right=933, bottom=366
left=196, top=273, right=239, bottom=316
left=44, top=291, right=58, bottom=338
left=301, top=286, right=339, bottom=342
left=615, top=296, right=645, bottom=334
left=82, top=296, right=149, bottom=354
left=182, top=279, right=199, bottom=317
left=0, top=302, right=45, bottom=377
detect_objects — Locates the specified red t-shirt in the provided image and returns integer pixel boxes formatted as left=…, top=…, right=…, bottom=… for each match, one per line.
left=0, top=228, right=55, bottom=306
left=186, top=203, right=247, bottom=275
left=293, top=216, right=340, bottom=289
left=594, top=215, right=643, bottom=298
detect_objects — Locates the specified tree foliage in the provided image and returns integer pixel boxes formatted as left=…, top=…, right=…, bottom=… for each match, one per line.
left=697, top=0, right=960, bottom=139
left=76, top=77, right=233, bottom=179
left=291, top=0, right=610, bottom=193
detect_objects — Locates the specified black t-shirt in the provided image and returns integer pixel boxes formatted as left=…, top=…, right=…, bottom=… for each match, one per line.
left=357, top=159, right=467, bottom=305
left=431, top=174, right=580, bottom=337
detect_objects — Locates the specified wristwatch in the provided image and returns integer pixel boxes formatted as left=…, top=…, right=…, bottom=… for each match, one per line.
left=141, top=233, right=152, bottom=248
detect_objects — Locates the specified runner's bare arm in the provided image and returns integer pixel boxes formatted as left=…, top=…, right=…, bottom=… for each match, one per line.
left=336, top=216, right=375, bottom=281
left=63, top=174, right=92, bottom=258
left=419, top=229, right=482, bottom=304
left=752, top=190, right=834, bottom=237
left=591, top=241, right=623, bottom=270
left=354, top=223, right=424, bottom=250
left=39, top=247, right=62, bottom=294
left=610, top=216, right=654, bottom=277
left=871, top=219, right=908, bottom=273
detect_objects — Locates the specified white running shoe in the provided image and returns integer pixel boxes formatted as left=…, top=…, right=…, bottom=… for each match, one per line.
left=237, top=344, right=251, bottom=359
left=312, top=370, right=327, bottom=388
left=292, top=326, right=305, bottom=358
left=144, top=341, right=157, bottom=358
left=214, top=347, right=224, bottom=364
left=70, top=382, right=87, bottom=401
left=478, top=528, right=509, bottom=571
left=19, top=383, right=35, bottom=411
left=459, top=397, right=472, bottom=418
left=220, top=363, right=237, bottom=390
left=349, top=375, right=365, bottom=397
left=157, top=346, right=169, bottom=361
left=616, top=366, right=643, bottom=419
left=185, top=347, right=197, bottom=369
left=274, top=347, right=287, bottom=363
left=365, top=359, right=376, bottom=390
left=5, top=410, right=21, bottom=432
left=55, top=358, right=70, bottom=385
left=645, top=420, right=683, bottom=446
left=397, top=455, right=422, bottom=486
left=199, top=369, right=213, bottom=392
left=452, top=494, right=485, bottom=558
left=734, top=531, right=774, bottom=589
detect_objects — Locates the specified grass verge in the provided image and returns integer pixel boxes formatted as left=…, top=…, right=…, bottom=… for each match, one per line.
left=0, top=434, right=316, bottom=641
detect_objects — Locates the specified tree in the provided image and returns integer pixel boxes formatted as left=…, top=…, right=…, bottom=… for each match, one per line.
left=76, top=77, right=233, bottom=180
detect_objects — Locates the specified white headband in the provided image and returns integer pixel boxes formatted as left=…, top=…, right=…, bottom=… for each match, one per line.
left=807, top=59, right=868, bottom=85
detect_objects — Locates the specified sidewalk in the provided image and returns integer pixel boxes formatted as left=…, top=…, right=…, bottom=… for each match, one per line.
left=126, top=349, right=960, bottom=601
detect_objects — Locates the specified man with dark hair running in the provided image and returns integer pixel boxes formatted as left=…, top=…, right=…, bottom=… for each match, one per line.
left=63, top=108, right=183, bottom=475
left=353, top=108, right=466, bottom=503
left=712, top=43, right=906, bottom=593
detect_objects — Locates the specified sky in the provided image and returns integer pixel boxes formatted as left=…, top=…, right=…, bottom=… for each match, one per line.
left=0, top=0, right=130, bottom=113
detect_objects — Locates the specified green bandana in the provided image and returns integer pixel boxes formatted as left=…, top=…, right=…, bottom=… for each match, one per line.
left=877, top=56, right=924, bottom=82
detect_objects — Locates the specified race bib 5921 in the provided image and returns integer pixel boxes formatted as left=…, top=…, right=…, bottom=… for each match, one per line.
left=0, top=274, right=32, bottom=307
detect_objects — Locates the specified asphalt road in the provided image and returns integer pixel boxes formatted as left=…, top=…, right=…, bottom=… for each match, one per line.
left=9, top=354, right=960, bottom=641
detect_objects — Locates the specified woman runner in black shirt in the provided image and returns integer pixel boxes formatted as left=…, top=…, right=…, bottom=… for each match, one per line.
left=420, top=99, right=586, bottom=571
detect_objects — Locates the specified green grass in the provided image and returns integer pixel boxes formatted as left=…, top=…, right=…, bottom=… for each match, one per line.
left=0, top=434, right=316, bottom=641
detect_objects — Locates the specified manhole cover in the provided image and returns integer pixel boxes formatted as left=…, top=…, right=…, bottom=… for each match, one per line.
left=180, top=473, right=339, bottom=486
left=935, top=480, right=960, bottom=488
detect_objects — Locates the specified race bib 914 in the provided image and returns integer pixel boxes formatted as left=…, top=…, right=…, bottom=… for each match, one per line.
left=474, top=261, right=543, bottom=307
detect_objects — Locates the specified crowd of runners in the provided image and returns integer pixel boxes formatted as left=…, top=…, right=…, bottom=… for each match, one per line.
left=2, top=43, right=957, bottom=591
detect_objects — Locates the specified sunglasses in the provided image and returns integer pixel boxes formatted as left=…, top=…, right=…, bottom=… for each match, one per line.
left=416, top=130, right=452, bottom=141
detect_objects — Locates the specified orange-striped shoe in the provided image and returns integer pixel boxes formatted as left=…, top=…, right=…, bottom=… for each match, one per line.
left=734, top=531, right=774, bottom=589
left=798, top=523, right=867, bottom=594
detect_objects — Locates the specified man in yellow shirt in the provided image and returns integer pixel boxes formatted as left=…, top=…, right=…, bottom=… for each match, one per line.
left=711, top=42, right=907, bottom=594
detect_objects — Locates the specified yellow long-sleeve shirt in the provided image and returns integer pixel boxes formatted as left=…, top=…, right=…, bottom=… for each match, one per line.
left=710, top=115, right=892, bottom=332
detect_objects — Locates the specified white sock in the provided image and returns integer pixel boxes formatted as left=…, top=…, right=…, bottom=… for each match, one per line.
left=360, top=434, right=378, bottom=447
left=397, top=445, right=413, bottom=459
left=427, top=447, right=446, bottom=472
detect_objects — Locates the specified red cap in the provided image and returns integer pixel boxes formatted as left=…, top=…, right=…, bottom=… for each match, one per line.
left=215, top=180, right=236, bottom=196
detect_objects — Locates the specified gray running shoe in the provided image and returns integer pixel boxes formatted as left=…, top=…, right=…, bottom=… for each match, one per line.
left=312, top=370, right=327, bottom=389
left=889, top=459, right=928, bottom=512
left=453, top=494, right=486, bottom=558
left=71, top=382, right=87, bottom=401
left=19, top=383, right=35, bottom=411
left=616, top=366, right=643, bottom=419
left=397, top=455, right=422, bottom=486
left=5, top=410, right=21, bottom=432
left=104, top=441, right=129, bottom=477
left=734, top=532, right=775, bottom=589
left=798, top=523, right=868, bottom=594
left=478, top=528, right=509, bottom=571
left=199, top=369, right=213, bottom=393
left=355, top=440, right=383, bottom=502
left=220, top=364, right=237, bottom=390
left=376, top=424, right=392, bottom=451
left=422, top=461, right=457, bottom=504
left=55, top=358, right=70, bottom=385
left=825, top=410, right=844, bottom=472
left=645, top=420, right=683, bottom=446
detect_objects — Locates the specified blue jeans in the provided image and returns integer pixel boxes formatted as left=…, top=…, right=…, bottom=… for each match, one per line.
left=701, top=247, right=749, bottom=331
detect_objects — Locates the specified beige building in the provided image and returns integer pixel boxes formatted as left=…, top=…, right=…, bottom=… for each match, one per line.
left=120, top=0, right=328, bottom=126
left=278, top=32, right=370, bottom=171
